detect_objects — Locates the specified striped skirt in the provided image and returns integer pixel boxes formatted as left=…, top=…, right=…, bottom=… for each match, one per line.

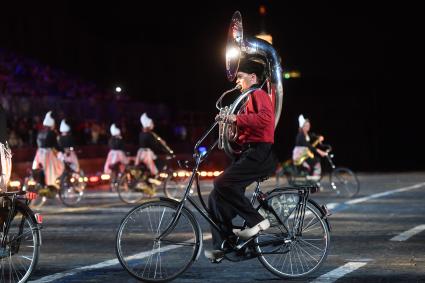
left=0, top=142, right=12, bottom=190
left=57, top=150, right=80, bottom=172
left=104, top=150, right=128, bottom=174
left=135, top=148, right=158, bottom=175
left=32, top=148, right=65, bottom=187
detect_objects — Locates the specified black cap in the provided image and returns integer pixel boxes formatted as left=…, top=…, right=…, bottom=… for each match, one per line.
left=238, top=57, right=265, bottom=81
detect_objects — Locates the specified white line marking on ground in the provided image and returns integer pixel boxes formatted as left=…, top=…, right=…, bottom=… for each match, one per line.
left=310, top=261, right=368, bottom=283
left=345, top=182, right=425, bottom=205
left=30, top=181, right=425, bottom=282
left=326, top=202, right=339, bottom=210
left=390, top=224, right=425, bottom=241
left=28, top=234, right=212, bottom=283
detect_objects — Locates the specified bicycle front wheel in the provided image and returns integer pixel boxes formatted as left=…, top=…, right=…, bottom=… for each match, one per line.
left=330, top=167, right=360, bottom=198
left=256, top=192, right=330, bottom=278
left=116, top=200, right=200, bottom=282
left=0, top=203, right=40, bottom=283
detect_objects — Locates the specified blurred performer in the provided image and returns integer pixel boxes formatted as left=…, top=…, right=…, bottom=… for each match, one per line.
left=0, top=104, right=12, bottom=190
left=135, top=113, right=158, bottom=175
left=57, top=119, right=80, bottom=172
left=136, top=113, right=173, bottom=176
left=32, top=111, right=64, bottom=188
left=103, top=123, right=128, bottom=174
left=292, top=114, right=327, bottom=180
left=206, top=58, right=277, bottom=260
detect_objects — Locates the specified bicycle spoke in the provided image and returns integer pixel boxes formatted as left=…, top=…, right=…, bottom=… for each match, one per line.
left=160, top=239, right=196, bottom=246
left=257, top=195, right=329, bottom=278
left=116, top=201, right=199, bottom=281
left=299, top=238, right=324, bottom=252
left=0, top=206, right=39, bottom=283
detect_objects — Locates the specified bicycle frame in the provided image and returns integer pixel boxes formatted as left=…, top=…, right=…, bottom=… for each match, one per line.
left=154, top=119, right=330, bottom=261
left=1, top=191, right=41, bottom=251
left=156, top=120, right=301, bottom=247
left=1, top=193, right=19, bottom=249
left=157, top=120, right=221, bottom=240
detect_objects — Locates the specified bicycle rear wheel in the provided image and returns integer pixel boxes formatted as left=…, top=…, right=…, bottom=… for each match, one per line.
left=163, top=174, right=190, bottom=200
left=58, top=172, right=85, bottom=207
left=256, top=192, right=330, bottom=278
left=117, top=174, right=145, bottom=204
left=330, top=167, right=360, bottom=198
left=0, top=203, right=40, bottom=283
left=25, top=183, right=47, bottom=209
left=116, top=200, right=200, bottom=282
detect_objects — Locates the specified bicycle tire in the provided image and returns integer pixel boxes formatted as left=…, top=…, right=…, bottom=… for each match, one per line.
left=116, top=200, right=201, bottom=282
left=117, top=173, right=145, bottom=204
left=163, top=174, right=190, bottom=200
left=27, top=183, right=47, bottom=209
left=256, top=192, right=330, bottom=278
left=58, top=172, right=85, bottom=207
left=329, top=167, right=360, bottom=198
left=0, top=202, right=41, bottom=283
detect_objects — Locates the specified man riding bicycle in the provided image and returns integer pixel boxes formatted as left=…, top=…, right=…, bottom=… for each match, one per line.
left=206, top=56, right=277, bottom=261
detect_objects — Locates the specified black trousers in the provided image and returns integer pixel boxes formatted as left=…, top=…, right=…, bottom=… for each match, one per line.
left=208, top=143, right=277, bottom=249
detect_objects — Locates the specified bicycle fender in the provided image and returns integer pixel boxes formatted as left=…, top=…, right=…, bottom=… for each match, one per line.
left=308, top=198, right=332, bottom=232
left=159, top=197, right=204, bottom=261
left=16, top=201, right=43, bottom=246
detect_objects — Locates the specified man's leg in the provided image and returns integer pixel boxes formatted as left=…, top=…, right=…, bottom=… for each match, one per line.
left=208, top=189, right=237, bottom=249
left=214, top=145, right=276, bottom=228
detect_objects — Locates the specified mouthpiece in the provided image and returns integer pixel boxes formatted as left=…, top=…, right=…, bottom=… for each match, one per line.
left=235, top=84, right=242, bottom=90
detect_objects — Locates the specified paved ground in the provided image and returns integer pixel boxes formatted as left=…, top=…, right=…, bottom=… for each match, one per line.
left=18, top=172, right=425, bottom=282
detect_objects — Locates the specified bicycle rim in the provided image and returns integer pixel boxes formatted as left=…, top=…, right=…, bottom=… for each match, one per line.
left=256, top=197, right=330, bottom=278
left=330, top=167, right=360, bottom=198
left=0, top=205, right=40, bottom=283
left=59, top=177, right=85, bottom=207
left=116, top=200, right=200, bottom=282
left=29, top=195, right=47, bottom=210
left=163, top=175, right=190, bottom=200
left=117, top=174, right=145, bottom=204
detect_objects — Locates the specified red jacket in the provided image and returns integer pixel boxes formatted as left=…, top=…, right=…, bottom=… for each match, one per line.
left=236, top=88, right=275, bottom=144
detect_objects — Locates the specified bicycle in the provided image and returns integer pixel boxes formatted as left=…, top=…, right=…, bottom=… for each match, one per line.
left=109, top=153, right=190, bottom=204
left=0, top=189, right=42, bottom=283
left=109, top=162, right=158, bottom=204
left=276, top=145, right=360, bottom=198
left=115, top=121, right=332, bottom=281
left=22, top=162, right=87, bottom=208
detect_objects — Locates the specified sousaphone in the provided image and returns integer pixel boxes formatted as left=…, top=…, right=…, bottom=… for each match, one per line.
left=217, top=11, right=284, bottom=158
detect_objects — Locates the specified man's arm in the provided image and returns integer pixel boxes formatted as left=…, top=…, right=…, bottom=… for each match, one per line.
left=236, top=91, right=273, bottom=129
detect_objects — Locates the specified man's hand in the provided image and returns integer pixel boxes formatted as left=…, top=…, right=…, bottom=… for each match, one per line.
left=227, top=114, right=237, bottom=123
left=317, top=149, right=328, bottom=157
left=215, top=114, right=236, bottom=123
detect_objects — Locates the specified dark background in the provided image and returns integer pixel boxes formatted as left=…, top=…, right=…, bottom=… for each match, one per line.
left=1, top=1, right=423, bottom=171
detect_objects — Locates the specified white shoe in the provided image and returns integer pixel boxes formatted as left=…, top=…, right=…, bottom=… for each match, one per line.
left=235, top=219, right=270, bottom=240
left=204, top=249, right=225, bottom=262
left=148, top=178, right=162, bottom=186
